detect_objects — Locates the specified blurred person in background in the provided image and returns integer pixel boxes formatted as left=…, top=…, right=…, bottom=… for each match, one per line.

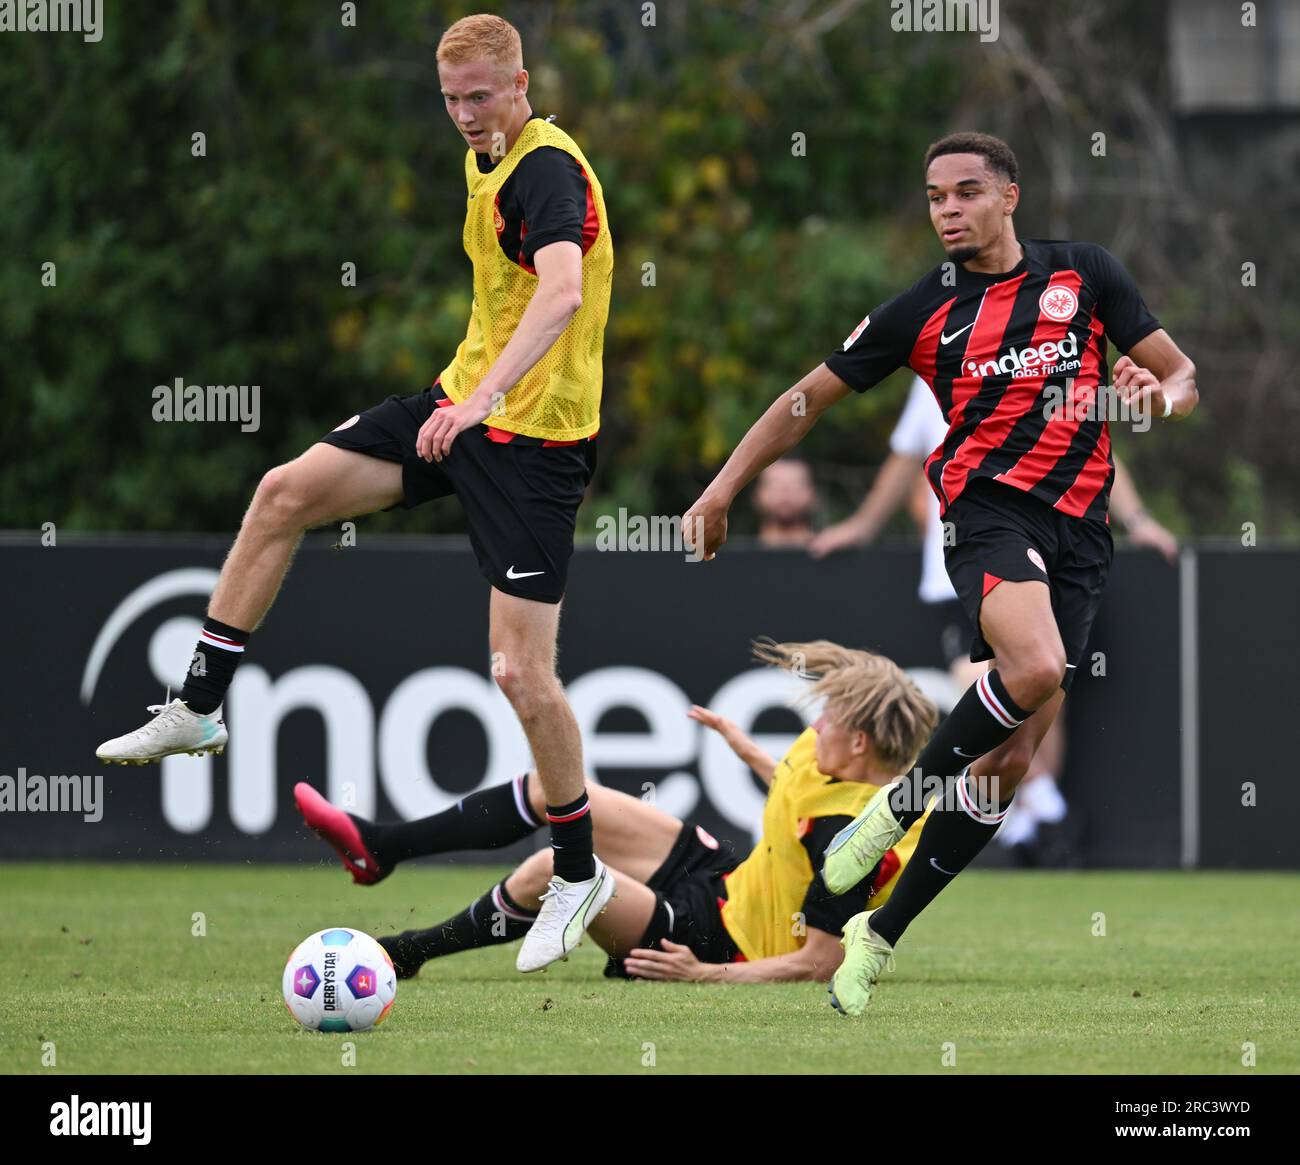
left=753, top=456, right=820, bottom=547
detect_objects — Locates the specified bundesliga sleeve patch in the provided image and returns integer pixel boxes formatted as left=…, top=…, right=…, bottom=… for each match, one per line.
left=842, top=314, right=870, bottom=349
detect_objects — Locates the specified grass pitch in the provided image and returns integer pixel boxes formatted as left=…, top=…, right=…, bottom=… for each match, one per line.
left=2, top=863, right=1296, bottom=1075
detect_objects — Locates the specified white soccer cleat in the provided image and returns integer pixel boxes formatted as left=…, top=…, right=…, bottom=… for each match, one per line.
left=516, top=857, right=616, bottom=974
left=95, top=698, right=228, bottom=765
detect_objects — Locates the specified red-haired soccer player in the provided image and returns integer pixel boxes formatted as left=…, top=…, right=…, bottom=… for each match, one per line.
left=98, top=14, right=615, bottom=973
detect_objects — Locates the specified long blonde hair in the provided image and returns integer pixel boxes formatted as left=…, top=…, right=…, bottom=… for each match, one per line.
left=752, top=638, right=937, bottom=773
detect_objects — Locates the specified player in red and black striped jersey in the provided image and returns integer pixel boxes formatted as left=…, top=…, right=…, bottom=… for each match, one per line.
left=825, top=236, right=1158, bottom=522
left=685, top=133, right=1198, bottom=1014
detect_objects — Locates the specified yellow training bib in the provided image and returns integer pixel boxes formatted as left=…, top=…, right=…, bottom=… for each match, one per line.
left=721, top=728, right=926, bottom=960
left=438, top=119, right=613, bottom=441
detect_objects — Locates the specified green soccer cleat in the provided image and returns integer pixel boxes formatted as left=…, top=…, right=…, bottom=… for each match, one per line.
left=828, top=910, right=896, bottom=1018
left=821, top=782, right=905, bottom=895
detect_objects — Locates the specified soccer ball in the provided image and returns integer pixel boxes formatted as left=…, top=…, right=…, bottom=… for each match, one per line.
left=282, top=927, right=397, bottom=1032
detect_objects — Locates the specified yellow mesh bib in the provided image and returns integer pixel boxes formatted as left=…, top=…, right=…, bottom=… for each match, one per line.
left=721, top=729, right=927, bottom=960
left=438, top=119, right=613, bottom=440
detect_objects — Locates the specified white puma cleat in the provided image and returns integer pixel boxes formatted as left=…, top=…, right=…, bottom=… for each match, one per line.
left=516, top=857, right=616, bottom=973
left=95, top=698, right=228, bottom=765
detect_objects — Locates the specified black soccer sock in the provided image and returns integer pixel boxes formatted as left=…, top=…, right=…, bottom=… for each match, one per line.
left=868, top=771, right=1013, bottom=947
left=389, top=881, right=538, bottom=972
left=547, top=792, right=595, bottom=882
left=179, top=618, right=250, bottom=715
left=362, top=773, right=543, bottom=869
left=888, top=669, right=1033, bottom=830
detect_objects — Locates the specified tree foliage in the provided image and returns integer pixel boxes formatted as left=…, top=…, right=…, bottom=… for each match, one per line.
left=0, top=0, right=1292, bottom=538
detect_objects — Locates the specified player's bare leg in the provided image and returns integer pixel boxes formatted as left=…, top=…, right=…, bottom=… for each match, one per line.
left=979, top=578, right=1067, bottom=711
left=949, top=650, right=1070, bottom=856
left=509, top=857, right=657, bottom=964
left=487, top=587, right=615, bottom=971
left=488, top=589, right=585, bottom=806
left=967, top=689, right=1065, bottom=809
left=208, top=444, right=403, bottom=632
left=524, top=777, right=681, bottom=884
left=997, top=700, right=1069, bottom=853
left=96, top=444, right=403, bottom=764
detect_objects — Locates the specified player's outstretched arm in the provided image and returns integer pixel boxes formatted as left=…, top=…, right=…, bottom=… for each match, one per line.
left=624, top=927, right=843, bottom=984
left=687, top=705, right=778, bottom=786
left=808, top=451, right=923, bottom=558
left=1116, top=328, right=1198, bottom=422
left=683, top=363, right=851, bottom=559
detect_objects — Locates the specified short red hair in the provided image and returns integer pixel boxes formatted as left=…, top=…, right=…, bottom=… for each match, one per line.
left=437, top=14, right=523, bottom=75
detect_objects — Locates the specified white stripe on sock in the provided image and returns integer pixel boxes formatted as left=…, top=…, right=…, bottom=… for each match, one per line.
left=512, top=773, right=540, bottom=828
left=199, top=631, right=245, bottom=653
left=976, top=671, right=1021, bottom=729
left=491, top=882, right=536, bottom=923
left=956, top=769, right=1008, bottom=825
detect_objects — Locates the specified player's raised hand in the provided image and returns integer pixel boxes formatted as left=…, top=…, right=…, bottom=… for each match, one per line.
left=808, top=519, right=867, bottom=559
left=416, top=393, right=495, bottom=463
left=682, top=494, right=727, bottom=561
left=1112, top=355, right=1166, bottom=420
left=1128, top=512, right=1179, bottom=564
left=688, top=704, right=744, bottom=747
left=688, top=704, right=778, bottom=785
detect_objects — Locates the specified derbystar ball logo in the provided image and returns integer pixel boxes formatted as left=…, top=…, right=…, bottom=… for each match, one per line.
left=965, top=331, right=1080, bottom=380
left=322, top=949, right=338, bottom=1010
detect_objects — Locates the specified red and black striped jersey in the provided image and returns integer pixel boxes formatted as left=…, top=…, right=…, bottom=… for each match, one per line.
left=825, top=239, right=1161, bottom=521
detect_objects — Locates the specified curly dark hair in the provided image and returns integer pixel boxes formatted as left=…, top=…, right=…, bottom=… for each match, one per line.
left=924, top=132, right=1019, bottom=185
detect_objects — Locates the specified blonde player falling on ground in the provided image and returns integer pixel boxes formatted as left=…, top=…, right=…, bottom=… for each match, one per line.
left=96, top=15, right=616, bottom=972
left=294, top=641, right=936, bottom=985
left=811, top=375, right=1178, bottom=861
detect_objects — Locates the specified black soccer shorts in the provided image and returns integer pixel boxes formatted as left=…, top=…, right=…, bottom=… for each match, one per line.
left=942, top=477, right=1113, bottom=693
left=602, top=822, right=741, bottom=979
left=319, top=384, right=596, bottom=604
